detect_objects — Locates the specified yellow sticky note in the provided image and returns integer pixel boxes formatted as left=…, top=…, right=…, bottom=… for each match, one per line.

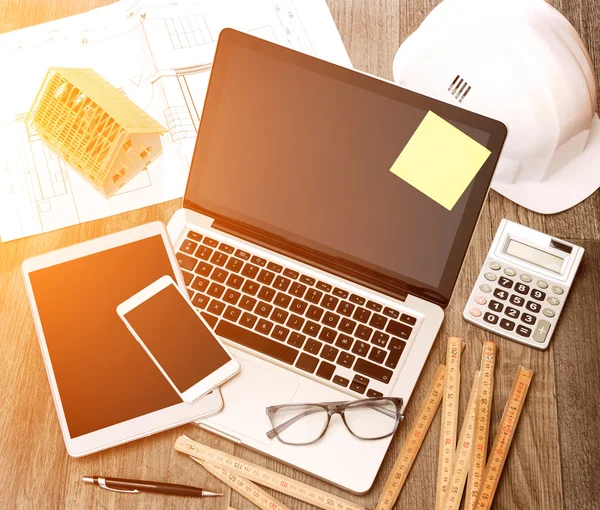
left=390, top=111, right=491, bottom=210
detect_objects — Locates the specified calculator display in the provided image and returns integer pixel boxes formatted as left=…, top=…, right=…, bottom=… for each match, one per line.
left=505, top=240, right=563, bottom=273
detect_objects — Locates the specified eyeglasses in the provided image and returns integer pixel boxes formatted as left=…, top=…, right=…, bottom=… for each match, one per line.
left=265, top=397, right=403, bottom=445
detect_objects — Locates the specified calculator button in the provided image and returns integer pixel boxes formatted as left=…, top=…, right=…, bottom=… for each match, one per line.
left=504, top=268, right=517, bottom=276
left=488, top=261, right=501, bottom=270
left=469, top=308, right=482, bottom=318
left=516, top=325, right=532, bottom=338
left=505, top=306, right=520, bottom=319
left=514, top=283, right=530, bottom=295
left=526, top=301, right=541, bottom=313
left=492, top=289, right=508, bottom=301
left=531, top=289, right=546, bottom=301
left=498, top=277, right=513, bottom=289
left=533, top=320, right=551, bottom=343
left=483, top=312, right=498, bottom=325
left=475, top=296, right=487, bottom=305
left=488, top=300, right=504, bottom=313
left=479, top=284, right=492, bottom=293
left=547, top=296, right=561, bottom=306
left=509, top=295, right=525, bottom=306
left=551, top=286, right=564, bottom=295
left=521, top=313, right=536, bottom=325
left=543, top=308, right=556, bottom=318
left=537, top=280, right=549, bottom=289
left=484, top=272, right=497, bottom=281
left=499, top=318, right=515, bottom=331
left=520, top=273, right=532, bottom=283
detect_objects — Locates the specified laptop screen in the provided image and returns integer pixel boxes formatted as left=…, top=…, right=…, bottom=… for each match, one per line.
left=184, top=30, right=506, bottom=306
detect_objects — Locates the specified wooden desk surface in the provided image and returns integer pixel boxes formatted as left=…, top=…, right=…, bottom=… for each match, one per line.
left=1, top=1, right=599, bottom=508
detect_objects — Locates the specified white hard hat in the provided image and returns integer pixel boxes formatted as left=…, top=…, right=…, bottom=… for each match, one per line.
left=392, top=0, right=600, bottom=214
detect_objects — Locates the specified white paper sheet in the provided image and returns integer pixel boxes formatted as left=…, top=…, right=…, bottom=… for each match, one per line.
left=0, top=0, right=351, bottom=242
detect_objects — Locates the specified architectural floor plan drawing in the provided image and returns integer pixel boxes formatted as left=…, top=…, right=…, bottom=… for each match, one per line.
left=0, top=0, right=351, bottom=242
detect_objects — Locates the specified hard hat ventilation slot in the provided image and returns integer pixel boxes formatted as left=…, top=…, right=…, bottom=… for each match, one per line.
left=448, top=75, right=471, bottom=102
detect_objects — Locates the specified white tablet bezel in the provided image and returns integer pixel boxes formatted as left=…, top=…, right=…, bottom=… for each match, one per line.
left=21, top=221, right=223, bottom=457
left=117, top=275, right=240, bottom=403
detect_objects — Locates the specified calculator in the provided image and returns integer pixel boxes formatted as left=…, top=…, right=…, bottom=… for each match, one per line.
left=463, top=219, right=584, bottom=349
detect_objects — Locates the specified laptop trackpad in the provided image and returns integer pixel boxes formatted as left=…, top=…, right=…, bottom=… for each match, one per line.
left=200, top=352, right=299, bottom=445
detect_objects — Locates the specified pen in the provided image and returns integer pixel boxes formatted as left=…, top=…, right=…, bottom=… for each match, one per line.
left=82, top=476, right=222, bottom=497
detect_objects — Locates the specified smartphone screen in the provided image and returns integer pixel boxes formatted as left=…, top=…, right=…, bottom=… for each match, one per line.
left=124, top=283, right=232, bottom=393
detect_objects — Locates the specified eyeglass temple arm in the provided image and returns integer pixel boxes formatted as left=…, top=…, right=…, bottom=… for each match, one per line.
left=266, top=408, right=324, bottom=439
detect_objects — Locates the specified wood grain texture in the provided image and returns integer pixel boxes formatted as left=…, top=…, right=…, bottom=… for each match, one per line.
left=0, top=0, right=599, bottom=509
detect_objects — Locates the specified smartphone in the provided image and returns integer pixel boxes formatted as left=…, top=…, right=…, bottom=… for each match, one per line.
left=117, top=275, right=239, bottom=403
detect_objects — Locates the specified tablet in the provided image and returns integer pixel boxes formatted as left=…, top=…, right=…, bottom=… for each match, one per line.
left=21, top=221, right=223, bottom=457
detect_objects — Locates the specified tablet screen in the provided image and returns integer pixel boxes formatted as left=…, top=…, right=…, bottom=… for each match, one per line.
left=28, top=235, right=182, bottom=438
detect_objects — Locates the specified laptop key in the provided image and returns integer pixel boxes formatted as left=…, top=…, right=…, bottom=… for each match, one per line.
left=316, top=281, right=332, bottom=292
left=283, top=268, right=299, bottom=279
left=207, top=300, right=225, bottom=316
left=288, top=332, right=306, bottom=348
left=257, top=269, right=275, bottom=285
left=273, top=276, right=291, bottom=292
left=241, top=263, right=259, bottom=278
left=241, top=280, right=259, bottom=296
left=306, top=305, right=324, bottom=321
left=369, top=347, right=387, bottom=364
left=386, top=320, right=412, bottom=340
left=372, top=331, right=389, bottom=348
left=366, top=301, right=382, bottom=312
left=383, top=307, right=400, bottom=319
left=321, top=345, right=339, bottom=362
left=349, top=294, right=366, bottom=305
left=286, top=314, right=305, bottom=331
left=289, top=282, right=307, bottom=297
left=337, top=301, right=355, bottom=317
left=296, top=353, right=319, bottom=374
left=180, top=239, right=197, bottom=254
left=335, top=334, right=353, bottom=350
left=339, top=318, right=357, bottom=334
left=196, top=245, right=213, bottom=260
left=274, top=292, right=293, bottom=309
left=369, top=314, right=387, bottom=330
left=306, top=288, right=323, bottom=304
left=226, top=274, right=244, bottom=290
left=302, top=321, right=321, bottom=337
left=304, top=338, right=322, bottom=355
left=251, top=256, right=267, bottom=267
left=224, top=306, right=242, bottom=322
left=256, top=319, right=274, bottom=335
left=333, top=288, right=349, bottom=299
left=192, top=277, right=210, bottom=293
left=211, top=252, right=228, bottom=267
left=182, top=270, right=194, bottom=286
left=352, top=340, right=370, bottom=357
left=192, top=293, right=209, bottom=310
left=353, top=307, right=371, bottom=323
left=322, top=295, right=339, bottom=310
left=267, top=262, right=283, bottom=273
left=177, top=252, right=197, bottom=271
left=271, top=308, right=289, bottom=324
left=333, top=375, right=349, bottom=388
left=256, top=302, right=273, bottom=318
left=219, top=243, right=234, bottom=254
left=300, top=275, right=316, bottom=286
left=316, top=361, right=336, bottom=381
left=385, top=338, right=406, bottom=369
left=356, top=325, right=373, bottom=341
left=203, top=237, right=219, bottom=248
left=211, top=267, right=229, bottom=283
left=225, top=257, right=243, bottom=273
left=195, top=261, right=212, bottom=276
left=223, top=289, right=241, bottom=305
left=289, top=298, right=308, bottom=315
left=350, top=377, right=368, bottom=394
left=322, top=312, right=340, bottom=328
left=235, top=249, right=250, bottom=260
left=207, top=282, right=225, bottom=299
left=318, top=327, right=337, bottom=344
left=367, top=389, right=383, bottom=398
left=187, top=231, right=202, bottom=241
left=400, top=313, right=417, bottom=326
left=215, top=321, right=297, bottom=364
left=239, top=312, right=258, bottom=328
left=272, top=325, right=290, bottom=342
left=239, top=295, right=257, bottom=311
left=201, top=312, right=218, bottom=329
left=337, top=352, right=355, bottom=368
left=257, top=286, right=276, bottom=302
left=355, top=358, right=393, bottom=384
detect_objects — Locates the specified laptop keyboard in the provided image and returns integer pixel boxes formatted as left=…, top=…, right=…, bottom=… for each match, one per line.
left=176, top=229, right=418, bottom=397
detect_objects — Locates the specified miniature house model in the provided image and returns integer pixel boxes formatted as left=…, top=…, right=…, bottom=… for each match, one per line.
left=27, top=67, right=166, bottom=198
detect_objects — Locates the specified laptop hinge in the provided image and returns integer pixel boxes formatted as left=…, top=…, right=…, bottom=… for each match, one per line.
left=212, top=219, right=409, bottom=302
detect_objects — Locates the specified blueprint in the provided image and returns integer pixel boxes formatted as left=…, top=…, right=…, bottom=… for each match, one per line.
left=0, top=0, right=351, bottom=242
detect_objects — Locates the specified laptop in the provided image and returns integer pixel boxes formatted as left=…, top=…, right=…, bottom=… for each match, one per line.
left=166, top=29, right=507, bottom=494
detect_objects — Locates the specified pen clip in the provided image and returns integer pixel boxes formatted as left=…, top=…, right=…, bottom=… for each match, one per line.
left=97, top=477, right=140, bottom=494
